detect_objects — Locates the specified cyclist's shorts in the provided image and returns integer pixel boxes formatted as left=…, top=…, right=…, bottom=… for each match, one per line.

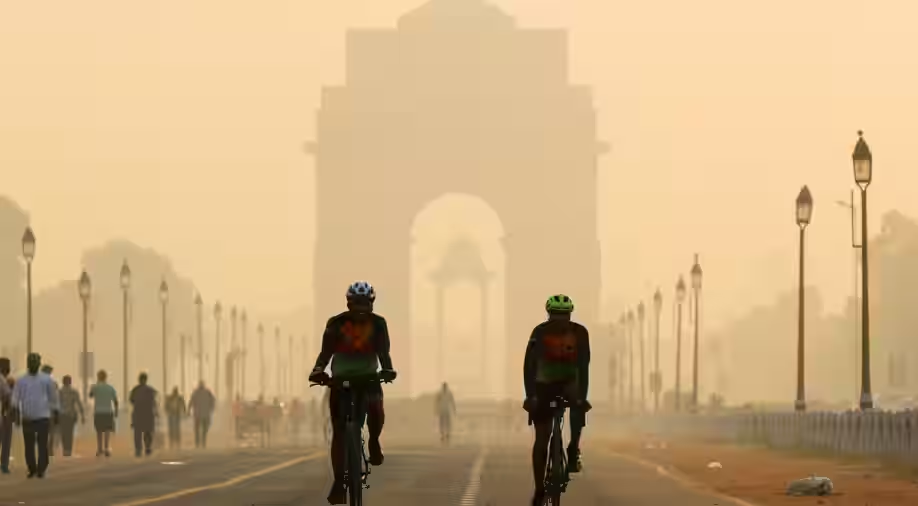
left=529, top=381, right=585, bottom=428
left=327, top=382, right=383, bottom=423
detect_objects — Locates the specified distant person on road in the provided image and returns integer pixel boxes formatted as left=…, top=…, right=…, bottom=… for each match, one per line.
left=40, top=365, right=59, bottom=456
left=0, top=357, right=13, bottom=474
left=57, top=375, right=85, bottom=457
left=165, top=387, right=186, bottom=449
left=89, top=369, right=118, bottom=457
left=129, top=372, right=158, bottom=457
left=435, top=382, right=457, bottom=444
left=189, top=381, right=215, bottom=448
left=11, top=353, right=60, bottom=478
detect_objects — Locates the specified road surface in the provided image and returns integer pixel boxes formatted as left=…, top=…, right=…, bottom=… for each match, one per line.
left=0, top=435, right=743, bottom=505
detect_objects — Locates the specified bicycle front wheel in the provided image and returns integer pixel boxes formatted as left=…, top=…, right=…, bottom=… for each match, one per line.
left=346, top=422, right=363, bottom=506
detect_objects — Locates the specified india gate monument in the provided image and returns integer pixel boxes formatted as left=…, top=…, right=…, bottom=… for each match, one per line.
left=308, top=0, right=604, bottom=399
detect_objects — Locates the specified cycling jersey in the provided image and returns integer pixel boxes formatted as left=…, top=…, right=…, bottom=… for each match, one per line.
left=313, top=311, right=394, bottom=378
left=523, top=320, right=590, bottom=401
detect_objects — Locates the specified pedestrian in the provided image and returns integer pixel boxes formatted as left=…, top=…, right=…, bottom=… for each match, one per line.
left=129, top=372, right=157, bottom=457
left=0, top=357, right=13, bottom=474
left=10, top=353, right=60, bottom=478
left=40, top=365, right=59, bottom=456
left=189, top=381, right=215, bottom=448
left=57, top=375, right=85, bottom=457
left=89, top=369, right=118, bottom=457
left=164, top=387, right=186, bottom=449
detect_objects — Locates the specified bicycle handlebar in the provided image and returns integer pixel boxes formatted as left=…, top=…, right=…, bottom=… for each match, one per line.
left=309, top=373, right=394, bottom=389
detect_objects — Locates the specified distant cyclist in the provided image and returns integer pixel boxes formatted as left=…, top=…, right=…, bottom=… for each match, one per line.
left=522, top=295, right=591, bottom=506
left=435, top=382, right=456, bottom=444
left=308, top=281, right=397, bottom=505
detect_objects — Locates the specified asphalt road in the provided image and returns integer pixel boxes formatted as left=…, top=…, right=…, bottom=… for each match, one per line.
left=0, top=433, right=742, bottom=506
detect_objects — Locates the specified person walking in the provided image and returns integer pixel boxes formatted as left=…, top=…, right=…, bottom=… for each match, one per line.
left=89, top=370, right=118, bottom=457
left=189, top=381, right=215, bottom=449
left=57, top=375, right=84, bottom=457
left=10, top=353, right=59, bottom=478
left=164, top=387, right=186, bottom=449
left=129, top=373, right=158, bottom=457
left=40, top=365, right=59, bottom=457
left=435, top=382, right=457, bottom=444
left=0, top=357, right=13, bottom=474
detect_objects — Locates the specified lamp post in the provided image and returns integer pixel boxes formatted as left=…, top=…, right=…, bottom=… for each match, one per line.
left=637, top=301, right=646, bottom=412
left=653, top=288, right=663, bottom=413
left=835, top=192, right=861, bottom=407
left=159, top=279, right=169, bottom=396
left=230, top=306, right=237, bottom=400
left=195, top=293, right=203, bottom=382
left=795, top=186, right=813, bottom=412
left=214, top=301, right=222, bottom=400
left=79, top=270, right=91, bottom=402
left=288, top=334, right=294, bottom=399
left=258, top=323, right=265, bottom=398
left=675, top=276, right=686, bottom=412
left=180, top=333, right=189, bottom=394
left=617, top=314, right=626, bottom=411
left=627, top=309, right=635, bottom=412
left=241, top=310, right=248, bottom=400
left=275, top=326, right=281, bottom=398
left=690, top=255, right=703, bottom=413
left=21, top=227, right=35, bottom=355
left=852, top=130, right=874, bottom=410
left=120, top=260, right=131, bottom=403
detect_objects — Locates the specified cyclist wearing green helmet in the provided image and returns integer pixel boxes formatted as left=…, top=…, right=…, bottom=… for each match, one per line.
left=523, top=294, right=591, bottom=506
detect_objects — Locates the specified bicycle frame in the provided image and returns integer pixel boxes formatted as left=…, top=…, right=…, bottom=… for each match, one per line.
left=544, top=397, right=571, bottom=504
left=338, top=381, right=371, bottom=506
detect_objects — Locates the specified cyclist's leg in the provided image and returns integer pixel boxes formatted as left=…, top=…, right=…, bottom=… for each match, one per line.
left=365, top=383, right=384, bottom=465
left=327, top=387, right=346, bottom=503
left=530, top=384, right=553, bottom=503
left=565, top=380, right=585, bottom=472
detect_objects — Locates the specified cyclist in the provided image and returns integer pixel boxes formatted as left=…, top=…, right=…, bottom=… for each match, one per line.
left=308, top=281, right=397, bottom=505
left=522, top=294, right=591, bottom=506
left=435, top=382, right=456, bottom=444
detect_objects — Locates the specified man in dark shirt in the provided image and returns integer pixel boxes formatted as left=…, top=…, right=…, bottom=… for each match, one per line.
left=164, top=387, right=186, bottom=449
left=308, top=281, right=396, bottom=505
left=129, top=373, right=158, bottom=457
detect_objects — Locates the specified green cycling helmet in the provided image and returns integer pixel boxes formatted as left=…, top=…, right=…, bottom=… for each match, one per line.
left=545, top=294, right=574, bottom=313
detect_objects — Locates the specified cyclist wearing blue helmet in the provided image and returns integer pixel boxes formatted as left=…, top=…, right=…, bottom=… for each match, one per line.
left=523, top=294, right=591, bottom=506
left=308, top=281, right=397, bottom=505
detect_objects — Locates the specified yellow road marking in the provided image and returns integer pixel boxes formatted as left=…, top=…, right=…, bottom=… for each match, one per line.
left=110, top=451, right=326, bottom=506
left=605, top=449, right=760, bottom=506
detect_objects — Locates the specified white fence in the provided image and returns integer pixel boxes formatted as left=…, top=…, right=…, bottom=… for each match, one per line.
left=623, top=410, right=918, bottom=464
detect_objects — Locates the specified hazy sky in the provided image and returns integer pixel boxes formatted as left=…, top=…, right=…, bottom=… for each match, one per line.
left=2, top=0, right=917, bottom=329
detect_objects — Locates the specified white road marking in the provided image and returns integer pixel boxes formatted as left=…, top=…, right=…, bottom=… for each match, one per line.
left=459, top=447, right=488, bottom=506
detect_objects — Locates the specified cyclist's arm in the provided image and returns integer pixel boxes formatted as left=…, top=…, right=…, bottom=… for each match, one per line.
left=374, top=318, right=395, bottom=371
left=523, top=329, right=539, bottom=399
left=312, top=320, right=337, bottom=371
left=578, top=326, right=591, bottom=401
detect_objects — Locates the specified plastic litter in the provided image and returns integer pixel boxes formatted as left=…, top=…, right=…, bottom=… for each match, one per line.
left=786, top=475, right=834, bottom=496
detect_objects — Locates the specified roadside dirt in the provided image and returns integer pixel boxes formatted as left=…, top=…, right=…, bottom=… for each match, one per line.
left=606, top=438, right=918, bottom=506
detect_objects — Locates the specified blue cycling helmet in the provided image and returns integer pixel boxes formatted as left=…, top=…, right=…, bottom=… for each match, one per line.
left=346, top=281, right=376, bottom=302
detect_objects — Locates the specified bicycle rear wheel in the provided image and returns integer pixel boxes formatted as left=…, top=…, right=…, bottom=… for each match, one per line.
left=346, top=422, right=363, bottom=506
left=546, top=417, right=565, bottom=505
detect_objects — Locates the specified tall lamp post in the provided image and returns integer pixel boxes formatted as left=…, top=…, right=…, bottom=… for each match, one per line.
left=214, top=301, right=223, bottom=400
left=241, top=310, right=248, bottom=400
left=690, top=255, right=703, bottom=413
left=637, top=302, right=646, bottom=412
left=795, top=186, right=813, bottom=412
left=288, top=334, right=294, bottom=399
left=180, top=333, right=189, bottom=394
left=159, top=280, right=169, bottom=396
left=258, top=323, right=265, bottom=398
left=79, top=270, right=92, bottom=402
left=852, top=130, right=874, bottom=410
left=22, top=227, right=35, bottom=355
left=195, top=293, right=204, bottom=382
left=674, top=276, right=686, bottom=412
left=627, top=309, right=635, bottom=412
left=275, top=326, right=281, bottom=398
left=617, top=314, right=626, bottom=411
left=652, top=288, right=663, bottom=413
left=230, top=306, right=237, bottom=400
left=120, top=260, right=131, bottom=403
left=835, top=192, right=861, bottom=407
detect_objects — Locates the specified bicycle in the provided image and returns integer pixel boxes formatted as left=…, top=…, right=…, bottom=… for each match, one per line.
left=311, top=372, right=393, bottom=506
left=543, top=395, right=571, bottom=505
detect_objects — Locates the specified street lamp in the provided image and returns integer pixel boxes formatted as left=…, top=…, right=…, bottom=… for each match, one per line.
left=241, top=310, right=248, bottom=400
left=675, top=276, right=686, bottom=412
left=275, top=326, right=281, bottom=398
left=652, top=288, right=663, bottom=413
left=795, top=186, right=813, bottom=412
left=195, top=293, right=204, bottom=382
left=258, top=323, right=265, bottom=398
left=119, top=260, right=131, bottom=403
left=78, top=270, right=91, bottom=402
left=627, top=309, right=635, bottom=412
left=230, top=306, right=237, bottom=400
left=637, top=301, right=646, bottom=412
left=159, top=279, right=169, bottom=396
left=288, top=334, right=294, bottom=399
left=852, top=130, right=873, bottom=410
left=214, top=301, right=223, bottom=400
left=690, top=255, right=703, bottom=413
left=835, top=193, right=861, bottom=407
left=617, top=314, right=626, bottom=411
left=180, top=333, right=189, bottom=395
left=21, top=227, right=36, bottom=354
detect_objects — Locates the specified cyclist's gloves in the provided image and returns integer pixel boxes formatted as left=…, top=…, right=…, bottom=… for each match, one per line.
left=309, top=368, right=329, bottom=384
left=379, top=369, right=397, bottom=382
left=522, top=396, right=538, bottom=412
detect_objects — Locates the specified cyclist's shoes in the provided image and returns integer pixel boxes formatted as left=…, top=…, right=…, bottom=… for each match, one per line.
left=369, top=437, right=384, bottom=466
left=567, top=446, right=583, bottom=473
left=531, top=489, right=545, bottom=506
left=326, top=481, right=346, bottom=505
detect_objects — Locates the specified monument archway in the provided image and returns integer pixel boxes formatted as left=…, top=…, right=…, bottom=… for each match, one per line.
left=308, top=0, right=605, bottom=398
